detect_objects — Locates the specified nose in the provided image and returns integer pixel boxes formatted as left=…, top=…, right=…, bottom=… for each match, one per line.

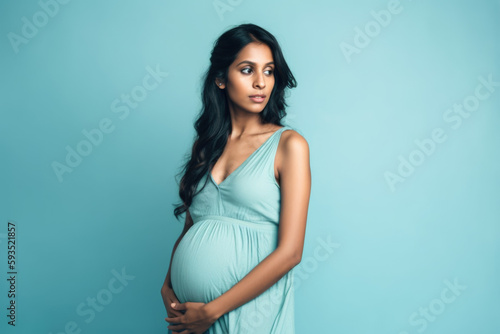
left=253, top=72, right=266, bottom=89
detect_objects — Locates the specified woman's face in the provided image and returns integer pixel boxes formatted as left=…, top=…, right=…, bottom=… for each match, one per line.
left=219, top=42, right=275, bottom=115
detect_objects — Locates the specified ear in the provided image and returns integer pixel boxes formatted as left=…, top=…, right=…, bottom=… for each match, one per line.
left=215, top=79, right=225, bottom=89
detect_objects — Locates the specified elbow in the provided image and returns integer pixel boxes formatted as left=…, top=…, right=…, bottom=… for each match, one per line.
left=292, top=253, right=302, bottom=266
left=278, top=247, right=302, bottom=267
left=287, top=251, right=302, bottom=267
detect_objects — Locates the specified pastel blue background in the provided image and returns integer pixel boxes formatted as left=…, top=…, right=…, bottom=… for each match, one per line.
left=1, top=0, right=499, bottom=333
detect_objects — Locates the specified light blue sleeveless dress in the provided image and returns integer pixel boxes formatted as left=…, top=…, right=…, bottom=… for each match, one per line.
left=170, top=126, right=295, bottom=334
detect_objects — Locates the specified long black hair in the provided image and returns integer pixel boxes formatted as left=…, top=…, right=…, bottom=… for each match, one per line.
left=172, top=23, right=297, bottom=221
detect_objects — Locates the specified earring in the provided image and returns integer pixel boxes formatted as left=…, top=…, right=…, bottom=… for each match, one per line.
left=218, top=83, right=222, bottom=86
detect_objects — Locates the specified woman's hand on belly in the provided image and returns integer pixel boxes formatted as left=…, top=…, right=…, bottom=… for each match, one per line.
left=161, top=285, right=185, bottom=319
left=165, top=301, right=219, bottom=334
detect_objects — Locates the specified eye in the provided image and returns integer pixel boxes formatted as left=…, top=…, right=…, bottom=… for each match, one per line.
left=241, top=67, right=252, bottom=74
left=264, top=69, right=274, bottom=76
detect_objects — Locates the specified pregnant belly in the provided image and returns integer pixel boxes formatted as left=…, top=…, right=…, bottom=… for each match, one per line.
left=170, top=218, right=277, bottom=304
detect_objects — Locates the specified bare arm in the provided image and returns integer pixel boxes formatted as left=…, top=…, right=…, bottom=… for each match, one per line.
left=204, top=131, right=311, bottom=319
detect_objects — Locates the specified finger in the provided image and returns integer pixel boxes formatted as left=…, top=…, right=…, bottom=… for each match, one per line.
left=167, top=312, right=179, bottom=319
left=169, top=296, right=181, bottom=304
left=165, top=316, right=180, bottom=323
left=168, top=294, right=180, bottom=303
left=167, top=307, right=184, bottom=315
left=172, top=302, right=187, bottom=311
left=167, top=323, right=185, bottom=331
left=168, top=311, right=183, bottom=318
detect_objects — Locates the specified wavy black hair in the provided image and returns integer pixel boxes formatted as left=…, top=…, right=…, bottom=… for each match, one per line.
left=172, top=23, right=297, bottom=221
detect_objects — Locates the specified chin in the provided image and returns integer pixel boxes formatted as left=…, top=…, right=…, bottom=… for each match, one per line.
left=251, top=107, right=267, bottom=114
left=250, top=102, right=270, bottom=112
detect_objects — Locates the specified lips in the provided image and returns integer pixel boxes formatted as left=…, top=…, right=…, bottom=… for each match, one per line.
left=249, top=95, right=266, bottom=103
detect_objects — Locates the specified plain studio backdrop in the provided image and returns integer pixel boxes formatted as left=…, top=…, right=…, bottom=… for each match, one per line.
left=1, top=0, right=499, bottom=333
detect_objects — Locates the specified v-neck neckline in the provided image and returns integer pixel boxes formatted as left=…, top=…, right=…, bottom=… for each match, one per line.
left=209, top=126, right=286, bottom=187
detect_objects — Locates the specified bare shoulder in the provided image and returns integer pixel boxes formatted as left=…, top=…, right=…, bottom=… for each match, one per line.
left=280, top=128, right=309, bottom=156
left=275, top=128, right=310, bottom=182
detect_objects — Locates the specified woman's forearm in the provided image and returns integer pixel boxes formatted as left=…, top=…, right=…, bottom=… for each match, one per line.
left=204, top=247, right=300, bottom=319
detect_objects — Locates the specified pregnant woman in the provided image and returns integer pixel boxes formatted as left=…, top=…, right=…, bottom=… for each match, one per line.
left=161, top=23, right=311, bottom=334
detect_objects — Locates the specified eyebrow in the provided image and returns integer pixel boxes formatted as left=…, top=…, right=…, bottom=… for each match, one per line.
left=236, top=60, right=275, bottom=67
